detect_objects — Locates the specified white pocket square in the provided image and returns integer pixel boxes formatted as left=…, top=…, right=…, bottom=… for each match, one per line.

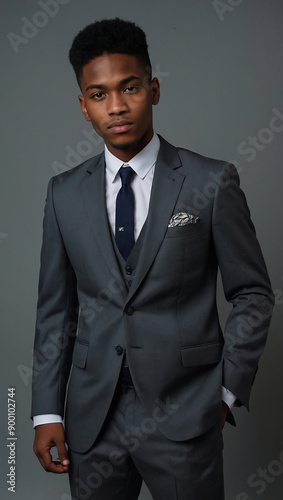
left=168, top=212, right=200, bottom=228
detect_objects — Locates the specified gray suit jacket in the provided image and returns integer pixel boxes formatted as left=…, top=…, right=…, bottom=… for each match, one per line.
left=31, top=136, right=274, bottom=453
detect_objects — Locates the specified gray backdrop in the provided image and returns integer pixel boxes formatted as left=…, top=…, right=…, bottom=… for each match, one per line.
left=1, top=1, right=283, bottom=499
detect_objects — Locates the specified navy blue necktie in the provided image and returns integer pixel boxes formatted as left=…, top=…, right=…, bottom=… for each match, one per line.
left=115, top=166, right=135, bottom=260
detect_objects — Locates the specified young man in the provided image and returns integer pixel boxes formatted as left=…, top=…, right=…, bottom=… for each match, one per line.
left=32, top=18, right=274, bottom=500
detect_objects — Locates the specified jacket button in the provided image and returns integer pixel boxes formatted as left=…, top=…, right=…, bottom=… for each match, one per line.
left=125, top=306, right=135, bottom=316
left=128, top=280, right=133, bottom=287
left=125, top=266, right=132, bottom=275
left=115, top=345, right=124, bottom=356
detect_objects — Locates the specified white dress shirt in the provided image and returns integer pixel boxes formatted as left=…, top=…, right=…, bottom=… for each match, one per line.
left=33, top=132, right=235, bottom=428
left=105, top=132, right=160, bottom=239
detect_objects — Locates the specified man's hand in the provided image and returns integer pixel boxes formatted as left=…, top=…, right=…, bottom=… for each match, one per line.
left=221, top=401, right=230, bottom=428
left=33, top=423, right=70, bottom=473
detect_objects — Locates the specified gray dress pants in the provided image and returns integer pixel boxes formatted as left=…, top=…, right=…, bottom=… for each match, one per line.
left=68, top=377, right=224, bottom=500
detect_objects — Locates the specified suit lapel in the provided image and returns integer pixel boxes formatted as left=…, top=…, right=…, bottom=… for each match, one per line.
left=127, top=137, right=185, bottom=302
left=81, top=153, right=126, bottom=292
left=81, top=138, right=186, bottom=304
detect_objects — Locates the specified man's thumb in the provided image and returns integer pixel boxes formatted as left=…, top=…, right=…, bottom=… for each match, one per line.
left=57, top=441, right=70, bottom=465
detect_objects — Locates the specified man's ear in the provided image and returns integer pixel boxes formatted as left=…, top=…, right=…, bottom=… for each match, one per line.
left=78, top=95, right=91, bottom=121
left=151, top=77, right=160, bottom=105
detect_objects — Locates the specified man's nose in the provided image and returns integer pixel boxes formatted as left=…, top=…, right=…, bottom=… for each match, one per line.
left=107, top=92, right=128, bottom=115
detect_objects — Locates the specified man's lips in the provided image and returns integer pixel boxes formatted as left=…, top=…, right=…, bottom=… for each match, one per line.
left=107, top=121, right=133, bottom=133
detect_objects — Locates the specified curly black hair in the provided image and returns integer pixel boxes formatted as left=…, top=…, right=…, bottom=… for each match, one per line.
left=69, top=18, right=152, bottom=86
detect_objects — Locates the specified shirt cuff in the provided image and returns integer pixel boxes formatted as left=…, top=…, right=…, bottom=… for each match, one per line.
left=222, top=386, right=237, bottom=408
left=33, top=414, right=62, bottom=428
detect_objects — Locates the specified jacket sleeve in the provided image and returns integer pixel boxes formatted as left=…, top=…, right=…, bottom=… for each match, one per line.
left=212, top=163, right=274, bottom=409
left=31, top=178, right=78, bottom=418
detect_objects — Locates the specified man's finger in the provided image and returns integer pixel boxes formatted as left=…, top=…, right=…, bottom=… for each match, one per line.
left=57, top=441, right=70, bottom=470
left=33, top=423, right=70, bottom=473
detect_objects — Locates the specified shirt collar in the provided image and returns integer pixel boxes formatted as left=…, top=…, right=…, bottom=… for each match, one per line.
left=105, top=133, right=160, bottom=183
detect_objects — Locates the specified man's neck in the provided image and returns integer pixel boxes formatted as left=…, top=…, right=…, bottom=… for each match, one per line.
left=106, top=131, right=154, bottom=163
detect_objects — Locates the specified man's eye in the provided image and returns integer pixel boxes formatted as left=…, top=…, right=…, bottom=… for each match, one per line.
left=92, top=92, right=104, bottom=99
left=124, top=86, right=137, bottom=93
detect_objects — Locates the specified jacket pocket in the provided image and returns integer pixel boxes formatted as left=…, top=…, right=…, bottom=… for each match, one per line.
left=181, top=342, right=223, bottom=367
left=165, top=223, right=202, bottom=239
left=72, top=338, right=89, bottom=369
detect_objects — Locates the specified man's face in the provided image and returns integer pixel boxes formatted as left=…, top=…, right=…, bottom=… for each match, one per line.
left=78, top=53, right=160, bottom=161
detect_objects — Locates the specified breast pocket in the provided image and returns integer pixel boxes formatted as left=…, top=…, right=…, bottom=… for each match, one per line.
left=165, top=222, right=202, bottom=239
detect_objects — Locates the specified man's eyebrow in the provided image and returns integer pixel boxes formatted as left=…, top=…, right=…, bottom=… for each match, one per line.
left=85, top=75, right=142, bottom=93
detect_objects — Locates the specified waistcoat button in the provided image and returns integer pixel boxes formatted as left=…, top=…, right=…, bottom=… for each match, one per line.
left=125, top=266, right=132, bottom=275
left=115, top=345, right=124, bottom=356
